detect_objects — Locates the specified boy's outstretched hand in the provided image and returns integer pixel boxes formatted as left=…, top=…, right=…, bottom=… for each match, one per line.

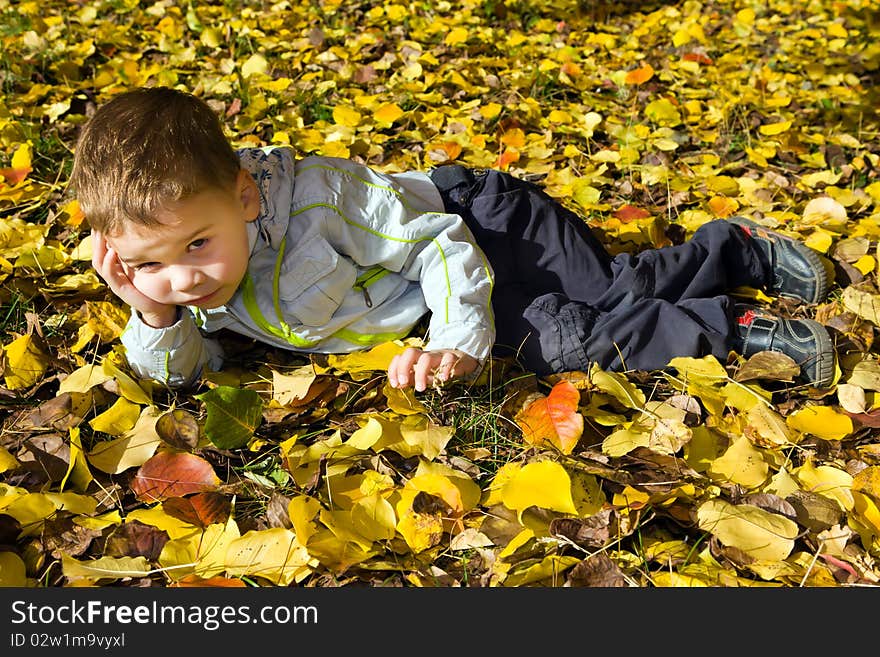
left=91, top=230, right=179, bottom=328
left=388, top=347, right=479, bottom=392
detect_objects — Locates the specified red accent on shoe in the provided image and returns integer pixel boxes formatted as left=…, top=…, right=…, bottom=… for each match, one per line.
left=737, top=309, right=756, bottom=327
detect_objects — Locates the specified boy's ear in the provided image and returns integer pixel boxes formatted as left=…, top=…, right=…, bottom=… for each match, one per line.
left=237, top=169, right=260, bottom=222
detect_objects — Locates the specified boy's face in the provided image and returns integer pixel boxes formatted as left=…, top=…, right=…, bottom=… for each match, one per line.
left=105, top=170, right=260, bottom=309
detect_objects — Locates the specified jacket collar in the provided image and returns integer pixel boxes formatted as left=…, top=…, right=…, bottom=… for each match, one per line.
left=238, top=146, right=295, bottom=251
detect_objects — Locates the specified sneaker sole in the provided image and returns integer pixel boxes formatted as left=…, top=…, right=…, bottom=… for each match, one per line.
left=799, top=317, right=835, bottom=388
left=729, top=216, right=828, bottom=304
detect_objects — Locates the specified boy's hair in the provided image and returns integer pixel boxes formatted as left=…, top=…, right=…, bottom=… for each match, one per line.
left=68, top=86, right=242, bottom=235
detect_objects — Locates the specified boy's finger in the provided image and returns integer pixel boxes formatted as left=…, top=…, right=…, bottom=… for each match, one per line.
left=437, top=351, right=459, bottom=381
left=413, top=352, right=437, bottom=392
left=389, top=348, right=421, bottom=388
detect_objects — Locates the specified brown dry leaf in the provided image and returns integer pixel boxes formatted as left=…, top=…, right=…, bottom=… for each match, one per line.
left=734, top=350, right=800, bottom=382
left=155, top=409, right=201, bottom=450
left=130, top=451, right=221, bottom=503
left=162, top=492, right=233, bottom=528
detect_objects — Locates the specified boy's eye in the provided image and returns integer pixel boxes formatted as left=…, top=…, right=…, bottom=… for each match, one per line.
left=189, top=238, right=207, bottom=250
left=132, top=262, right=160, bottom=272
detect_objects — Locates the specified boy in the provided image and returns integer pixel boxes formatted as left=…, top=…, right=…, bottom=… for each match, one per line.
left=69, top=87, right=835, bottom=391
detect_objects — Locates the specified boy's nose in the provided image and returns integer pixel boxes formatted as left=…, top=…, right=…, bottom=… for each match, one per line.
left=168, top=266, right=201, bottom=291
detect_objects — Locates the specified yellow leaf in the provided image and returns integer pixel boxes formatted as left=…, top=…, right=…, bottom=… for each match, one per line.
left=395, top=488, right=445, bottom=553
left=11, top=141, right=32, bottom=170
left=707, top=435, right=769, bottom=489
left=324, top=338, right=420, bottom=376
left=240, top=53, right=268, bottom=78
left=854, top=255, right=876, bottom=276
left=804, top=229, right=834, bottom=253
left=102, top=358, right=153, bottom=404
left=58, top=363, right=113, bottom=394
left=500, top=460, right=577, bottom=519
left=350, top=493, right=397, bottom=542
left=744, top=403, right=796, bottom=448
left=271, top=365, right=316, bottom=406
left=332, top=104, right=362, bottom=128
left=288, top=495, right=322, bottom=546
left=480, top=102, right=502, bottom=120
left=708, top=195, right=739, bottom=218
left=787, top=404, right=853, bottom=440
left=0, top=445, right=19, bottom=473
left=126, top=505, right=200, bottom=540
left=668, top=354, right=729, bottom=381
left=399, top=414, right=454, bottom=460
left=374, top=102, right=404, bottom=125
left=603, top=419, right=650, bottom=457
left=3, top=334, right=48, bottom=390
left=644, top=98, right=681, bottom=126
left=159, top=516, right=240, bottom=580
left=853, top=466, right=880, bottom=504
left=502, top=554, right=581, bottom=587
left=759, top=120, right=792, bottom=136
left=792, top=458, right=854, bottom=511
left=0, top=551, right=27, bottom=586
left=697, top=499, right=798, bottom=561
left=590, top=363, right=647, bottom=409
left=225, top=527, right=314, bottom=585
left=86, top=405, right=163, bottom=474
left=62, top=554, right=151, bottom=583
left=5, top=492, right=97, bottom=537
left=59, top=427, right=93, bottom=493
left=444, top=26, right=468, bottom=46
left=88, top=396, right=142, bottom=436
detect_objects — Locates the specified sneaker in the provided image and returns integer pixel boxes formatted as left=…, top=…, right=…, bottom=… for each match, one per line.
left=728, top=216, right=828, bottom=305
left=731, top=304, right=835, bottom=388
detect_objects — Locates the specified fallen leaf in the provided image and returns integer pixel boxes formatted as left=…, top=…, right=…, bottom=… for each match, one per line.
left=130, top=451, right=221, bottom=503
left=515, top=380, right=584, bottom=454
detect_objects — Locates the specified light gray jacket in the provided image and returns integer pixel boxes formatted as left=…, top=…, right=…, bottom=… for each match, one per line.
left=120, top=147, right=495, bottom=387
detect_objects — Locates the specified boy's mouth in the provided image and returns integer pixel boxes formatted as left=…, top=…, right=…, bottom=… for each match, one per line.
left=185, top=289, right=218, bottom=306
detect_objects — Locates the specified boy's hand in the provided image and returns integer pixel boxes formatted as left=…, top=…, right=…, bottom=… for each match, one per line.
left=91, top=230, right=179, bottom=328
left=388, top=347, right=479, bottom=392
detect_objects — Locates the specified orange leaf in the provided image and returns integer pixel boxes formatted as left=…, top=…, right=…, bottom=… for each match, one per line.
left=495, top=148, right=520, bottom=170
left=708, top=195, right=739, bottom=218
left=682, top=52, right=713, bottom=65
left=162, top=491, right=232, bottom=528
left=625, top=64, right=654, bottom=85
left=0, top=167, right=30, bottom=186
left=428, top=141, right=462, bottom=162
left=130, top=451, right=221, bottom=503
left=499, top=127, right=526, bottom=148
left=560, top=61, right=582, bottom=77
left=172, top=574, right=247, bottom=587
left=613, top=204, right=652, bottom=222
left=516, top=380, right=584, bottom=455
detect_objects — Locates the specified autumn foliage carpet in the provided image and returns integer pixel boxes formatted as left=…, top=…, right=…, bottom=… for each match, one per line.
left=1, top=0, right=880, bottom=587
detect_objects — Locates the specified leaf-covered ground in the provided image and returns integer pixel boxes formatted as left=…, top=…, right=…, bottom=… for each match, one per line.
left=1, top=0, right=880, bottom=587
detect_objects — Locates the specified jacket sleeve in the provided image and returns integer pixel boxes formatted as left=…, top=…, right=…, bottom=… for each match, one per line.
left=119, top=308, right=225, bottom=388
left=305, top=160, right=496, bottom=361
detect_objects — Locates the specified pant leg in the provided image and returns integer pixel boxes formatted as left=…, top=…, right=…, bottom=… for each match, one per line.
left=429, top=165, right=614, bottom=299
left=584, top=296, right=735, bottom=372
left=430, top=166, right=743, bottom=375
left=595, top=219, right=768, bottom=311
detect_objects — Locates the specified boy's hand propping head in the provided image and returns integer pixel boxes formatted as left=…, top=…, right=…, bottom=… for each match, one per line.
left=387, top=347, right=479, bottom=392
left=91, top=230, right=179, bottom=328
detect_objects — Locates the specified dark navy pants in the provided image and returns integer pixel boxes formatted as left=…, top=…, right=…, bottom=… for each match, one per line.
left=430, top=165, right=768, bottom=375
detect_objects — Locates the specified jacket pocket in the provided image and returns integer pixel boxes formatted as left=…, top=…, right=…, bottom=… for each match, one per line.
left=277, top=233, right=356, bottom=326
